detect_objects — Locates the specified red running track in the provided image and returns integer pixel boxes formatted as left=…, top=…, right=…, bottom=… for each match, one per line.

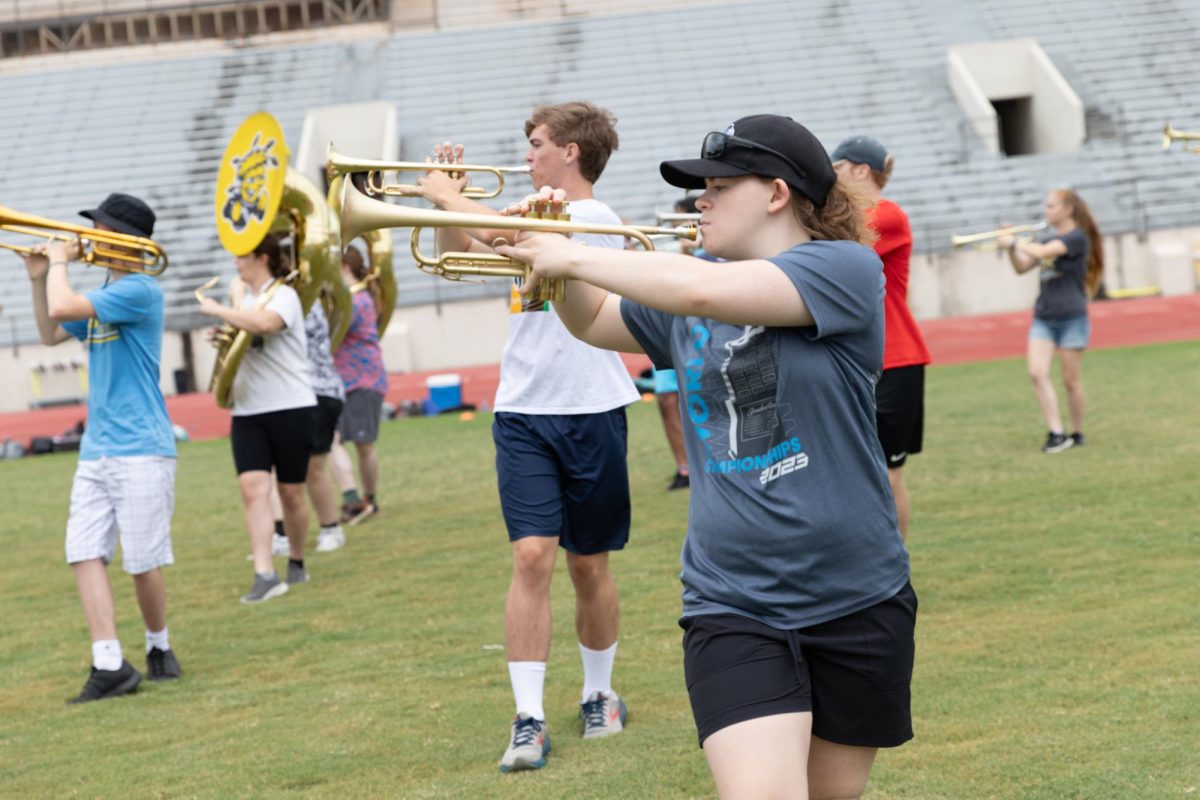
left=2, top=294, right=1196, bottom=448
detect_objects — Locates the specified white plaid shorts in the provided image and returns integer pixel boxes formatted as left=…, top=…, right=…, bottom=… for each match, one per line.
left=65, top=456, right=176, bottom=574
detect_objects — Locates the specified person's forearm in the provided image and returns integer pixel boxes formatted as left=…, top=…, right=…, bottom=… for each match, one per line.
left=564, top=247, right=736, bottom=317
left=209, top=306, right=280, bottom=335
left=431, top=192, right=515, bottom=248
left=28, top=276, right=63, bottom=343
left=1008, top=243, right=1037, bottom=273
left=45, top=262, right=82, bottom=319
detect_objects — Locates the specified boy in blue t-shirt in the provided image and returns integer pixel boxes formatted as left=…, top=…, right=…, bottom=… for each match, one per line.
left=22, top=193, right=181, bottom=703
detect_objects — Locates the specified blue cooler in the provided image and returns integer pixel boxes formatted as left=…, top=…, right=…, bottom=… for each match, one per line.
left=426, top=373, right=463, bottom=412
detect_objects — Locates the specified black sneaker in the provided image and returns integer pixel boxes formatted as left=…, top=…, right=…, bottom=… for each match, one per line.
left=1070, top=432, right=1086, bottom=448
left=667, top=472, right=690, bottom=491
left=1041, top=432, right=1074, bottom=454
left=67, top=659, right=142, bottom=704
left=146, top=648, right=181, bottom=682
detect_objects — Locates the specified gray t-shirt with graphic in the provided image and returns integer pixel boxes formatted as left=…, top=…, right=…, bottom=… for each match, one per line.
left=620, top=240, right=910, bottom=630
left=1034, top=227, right=1089, bottom=320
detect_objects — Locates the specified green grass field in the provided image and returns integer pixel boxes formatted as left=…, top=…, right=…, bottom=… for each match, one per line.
left=1, top=340, right=1197, bottom=799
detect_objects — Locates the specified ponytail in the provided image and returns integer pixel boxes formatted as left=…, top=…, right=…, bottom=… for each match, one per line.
left=1056, top=189, right=1104, bottom=298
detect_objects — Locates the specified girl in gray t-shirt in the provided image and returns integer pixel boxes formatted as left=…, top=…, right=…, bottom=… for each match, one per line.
left=498, top=114, right=915, bottom=800
left=1000, top=188, right=1104, bottom=453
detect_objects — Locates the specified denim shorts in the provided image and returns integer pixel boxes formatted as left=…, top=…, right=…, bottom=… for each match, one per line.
left=1030, top=315, right=1090, bottom=349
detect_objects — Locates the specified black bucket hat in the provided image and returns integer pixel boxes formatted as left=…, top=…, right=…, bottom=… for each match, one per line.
left=79, top=193, right=156, bottom=238
left=660, top=115, right=837, bottom=208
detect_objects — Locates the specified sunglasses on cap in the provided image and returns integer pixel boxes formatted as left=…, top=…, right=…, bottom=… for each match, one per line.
left=701, top=131, right=809, bottom=180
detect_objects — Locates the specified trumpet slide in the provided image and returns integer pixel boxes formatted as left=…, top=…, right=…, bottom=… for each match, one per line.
left=0, top=204, right=168, bottom=275
left=951, top=222, right=1046, bottom=250
left=327, top=145, right=530, bottom=200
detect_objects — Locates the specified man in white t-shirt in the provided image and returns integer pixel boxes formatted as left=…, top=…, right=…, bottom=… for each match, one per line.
left=418, top=102, right=636, bottom=772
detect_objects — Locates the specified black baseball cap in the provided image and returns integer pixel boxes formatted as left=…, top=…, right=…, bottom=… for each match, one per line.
left=79, top=193, right=156, bottom=238
left=659, top=115, right=837, bottom=207
left=830, top=135, right=889, bottom=172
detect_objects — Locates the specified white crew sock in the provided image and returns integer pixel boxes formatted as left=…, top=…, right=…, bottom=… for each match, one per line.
left=145, top=627, right=170, bottom=653
left=508, top=661, right=547, bottom=721
left=579, top=641, right=618, bottom=702
left=92, top=639, right=122, bottom=671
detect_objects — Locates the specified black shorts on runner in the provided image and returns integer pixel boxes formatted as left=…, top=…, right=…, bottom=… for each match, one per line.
left=875, top=365, right=925, bottom=469
left=311, top=395, right=344, bottom=455
left=231, top=406, right=315, bottom=483
left=681, top=582, right=917, bottom=748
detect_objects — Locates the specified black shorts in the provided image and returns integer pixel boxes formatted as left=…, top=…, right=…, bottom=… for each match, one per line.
left=231, top=406, right=315, bottom=483
left=875, top=365, right=925, bottom=469
left=681, top=583, right=917, bottom=748
left=311, top=395, right=344, bottom=455
left=492, top=409, right=631, bottom=554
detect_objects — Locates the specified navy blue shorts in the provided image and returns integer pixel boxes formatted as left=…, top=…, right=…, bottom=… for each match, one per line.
left=492, top=409, right=631, bottom=554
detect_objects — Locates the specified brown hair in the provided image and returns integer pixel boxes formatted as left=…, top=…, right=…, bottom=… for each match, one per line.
left=524, top=101, right=619, bottom=184
left=343, top=244, right=384, bottom=319
left=787, top=176, right=877, bottom=247
left=1052, top=189, right=1103, bottom=297
left=869, top=155, right=895, bottom=191
left=252, top=233, right=287, bottom=279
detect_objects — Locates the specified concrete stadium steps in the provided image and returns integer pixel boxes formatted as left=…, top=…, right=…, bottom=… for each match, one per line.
left=2, top=0, right=1199, bottom=346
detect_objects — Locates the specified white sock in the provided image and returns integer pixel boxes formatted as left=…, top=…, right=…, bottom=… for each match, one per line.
left=579, top=641, right=618, bottom=702
left=508, top=661, right=546, bottom=721
left=145, top=627, right=169, bottom=653
left=92, top=639, right=122, bottom=671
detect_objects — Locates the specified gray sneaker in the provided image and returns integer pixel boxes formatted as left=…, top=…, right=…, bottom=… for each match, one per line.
left=315, top=526, right=345, bottom=553
left=240, top=573, right=288, bottom=604
left=286, top=562, right=309, bottom=585
left=499, top=713, right=550, bottom=772
left=580, top=690, right=628, bottom=739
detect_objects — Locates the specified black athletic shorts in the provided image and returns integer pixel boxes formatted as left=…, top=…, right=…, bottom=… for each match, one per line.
left=231, top=406, right=315, bottom=483
left=311, top=395, right=344, bottom=455
left=875, top=365, right=925, bottom=469
left=681, top=582, right=917, bottom=748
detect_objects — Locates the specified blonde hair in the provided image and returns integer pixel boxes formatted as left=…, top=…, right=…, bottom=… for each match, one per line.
left=869, top=155, right=895, bottom=190
left=788, top=176, right=877, bottom=247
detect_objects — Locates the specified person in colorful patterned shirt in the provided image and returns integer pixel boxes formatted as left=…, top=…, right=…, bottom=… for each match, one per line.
left=22, top=193, right=181, bottom=702
left=330, top=245, right=388, bottom=524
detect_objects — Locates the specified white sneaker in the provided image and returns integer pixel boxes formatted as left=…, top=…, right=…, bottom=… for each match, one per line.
left=580, top=690, right=628, bottom=739
left=316, top=526, right=345, bottom=553
left=499, top=713, right=550, bottom=772
left=271, top=533, right=290, bottom=556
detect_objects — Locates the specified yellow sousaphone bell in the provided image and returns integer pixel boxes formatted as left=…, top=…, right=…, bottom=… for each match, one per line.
left=199, top=112, right=351, bottom=409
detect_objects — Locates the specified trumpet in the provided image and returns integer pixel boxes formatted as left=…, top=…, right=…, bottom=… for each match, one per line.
left=327, top=144, right=530, bottom=200
left=1162, top=124, right=1200, bottom=153
left=0, top=204, right=167, bottom=275
left=951, top=222, right=1046, bottom=250
left=338, top=179, right=698, bottom=304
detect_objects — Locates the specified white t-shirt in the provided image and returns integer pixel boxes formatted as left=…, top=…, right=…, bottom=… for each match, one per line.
left=230, top=281, right=317, bottom=416
left=493, top=198, right=640, bottom=415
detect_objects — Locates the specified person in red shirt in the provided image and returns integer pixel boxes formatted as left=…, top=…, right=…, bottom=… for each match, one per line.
left=831, top=136, right=931, bottom=539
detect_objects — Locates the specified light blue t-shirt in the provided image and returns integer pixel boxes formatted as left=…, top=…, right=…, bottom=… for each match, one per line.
left=62, top=273, right=176, bottom=460
left=620, top=240, right=909, bottom=629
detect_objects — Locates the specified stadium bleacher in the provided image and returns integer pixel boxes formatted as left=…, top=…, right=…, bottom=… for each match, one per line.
left=0, top=0, right=1197, bottom=347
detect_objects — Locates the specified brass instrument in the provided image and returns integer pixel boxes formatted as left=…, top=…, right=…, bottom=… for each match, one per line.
left=327, top=176, right=396, bottom=335
left=654, top=211, right=701, bottom=225
left=1162, top=124, right=1200, bottom=153
left=951, top=222, right=1046, bottom=250
left=327, top=144, right=530, bottom=200
left=205, top=112, right=347, bottom=408
left=338, top=179, right=698, bottom=305
left=0, top=204, right=167, bottom=275
left=196, top=271, right=299, bottom=409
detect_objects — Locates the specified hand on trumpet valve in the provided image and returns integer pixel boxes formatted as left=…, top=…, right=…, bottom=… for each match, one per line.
left=995, top=234, right=1015, bottom=250
left=494, top=188, right=578, bottom=294
left=417, top=142, right=470, bottom=204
